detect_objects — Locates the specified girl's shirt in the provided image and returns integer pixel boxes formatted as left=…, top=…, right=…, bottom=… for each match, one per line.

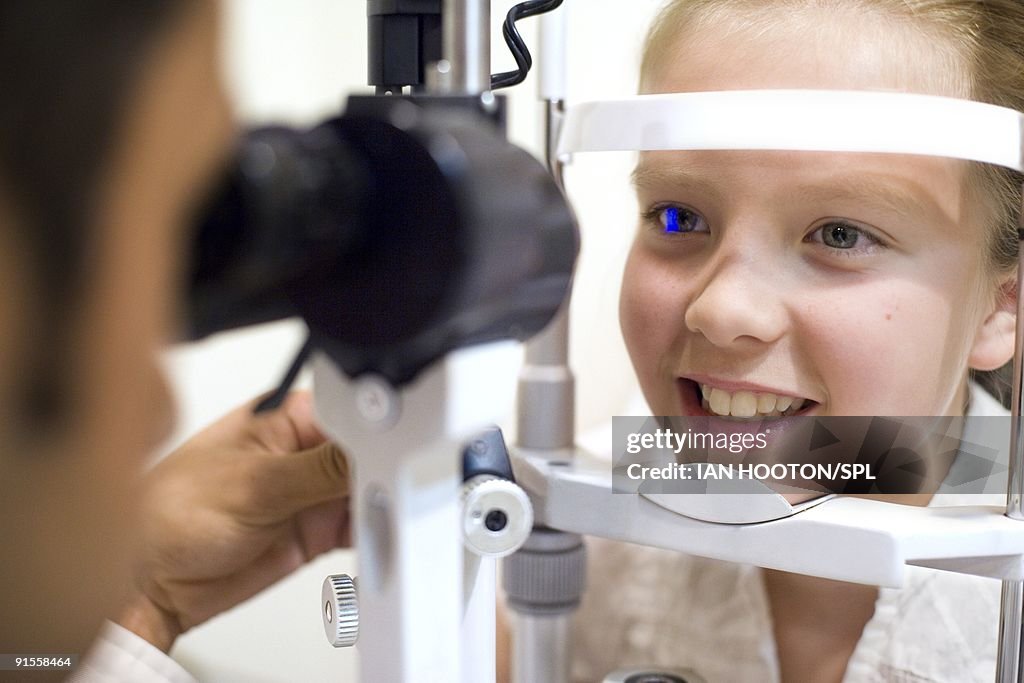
left=571, top=382, right=1008, bottom=683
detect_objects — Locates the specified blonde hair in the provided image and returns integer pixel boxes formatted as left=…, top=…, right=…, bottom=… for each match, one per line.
left=640, top=0, right=1024, bottom=404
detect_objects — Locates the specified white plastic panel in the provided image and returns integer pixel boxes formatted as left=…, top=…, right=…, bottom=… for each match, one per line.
left=558, top=90, right=1024, bottom=171
left=518, top=453, right=1024, bottom=587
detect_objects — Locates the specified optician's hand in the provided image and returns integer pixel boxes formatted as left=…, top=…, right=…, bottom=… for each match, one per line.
left=117, top=391, right=351, bottom=652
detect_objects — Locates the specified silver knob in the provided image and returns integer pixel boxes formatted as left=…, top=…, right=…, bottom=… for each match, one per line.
left=461, top=475, right=533, bottom=557
left=322, top=574, right=359, bottom=647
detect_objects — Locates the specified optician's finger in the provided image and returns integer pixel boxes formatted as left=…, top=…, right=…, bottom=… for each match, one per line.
left=244, top=390, right=329, bottom=454
left=250, top=441, right=351, bottom=522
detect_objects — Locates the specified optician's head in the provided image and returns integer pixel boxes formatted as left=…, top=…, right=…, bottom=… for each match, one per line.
left=621, top=0, right=1022, bottom=420
left=0, top=0, right=233, bottom=661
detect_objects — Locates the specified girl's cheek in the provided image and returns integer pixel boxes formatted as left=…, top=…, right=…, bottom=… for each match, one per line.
left=620, top=248, right=688, bottom=380
left=797, top=284, right=946, bottom=415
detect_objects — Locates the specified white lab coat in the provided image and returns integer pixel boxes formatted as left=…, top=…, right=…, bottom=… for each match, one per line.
left=68, top=621, right=195, bottom=682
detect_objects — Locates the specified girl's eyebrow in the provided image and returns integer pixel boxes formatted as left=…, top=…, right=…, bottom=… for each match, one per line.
left=631, top=164, right=704, bottom=190
left=630, top=164, right=725, bottom=203
left=793, top=176, right=939, bottom=220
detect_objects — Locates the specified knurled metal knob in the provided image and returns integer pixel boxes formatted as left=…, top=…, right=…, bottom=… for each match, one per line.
left=322, top=573, right=359, bottom=647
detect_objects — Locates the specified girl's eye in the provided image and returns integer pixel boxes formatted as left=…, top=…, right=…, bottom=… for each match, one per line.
left=807, top=221, right=882, bottom=253
left=645, top=205, right=709, bottom=234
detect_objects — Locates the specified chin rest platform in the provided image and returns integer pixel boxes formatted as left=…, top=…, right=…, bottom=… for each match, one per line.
left=515, top=450, right=1024, bottom=587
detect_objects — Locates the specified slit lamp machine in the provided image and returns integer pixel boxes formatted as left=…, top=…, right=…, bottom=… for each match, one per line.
left=183, top=2, right=1024, bottom=681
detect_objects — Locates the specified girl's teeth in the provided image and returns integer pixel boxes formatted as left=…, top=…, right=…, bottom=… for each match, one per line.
left=697, top=383, right=808, bottom=417
left=730, top=391, right=757, bottom=417
left=709, top=387, right=731, bottom=415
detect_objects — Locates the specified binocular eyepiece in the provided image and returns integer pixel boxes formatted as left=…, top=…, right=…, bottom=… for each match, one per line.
left=187, top=94, right=578, bottom=386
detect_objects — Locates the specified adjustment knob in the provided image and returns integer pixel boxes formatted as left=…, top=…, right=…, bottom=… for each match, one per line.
left=322, top=574, right=359, bottom=647
left=461, top=475, right=533, bottom=557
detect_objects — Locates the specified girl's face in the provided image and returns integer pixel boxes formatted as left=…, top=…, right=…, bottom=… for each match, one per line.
left=621, top=8, right=1016, bottom=419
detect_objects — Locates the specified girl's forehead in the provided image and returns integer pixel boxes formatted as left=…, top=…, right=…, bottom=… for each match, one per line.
left=633, top=149, right=965, bottom=188
left=643, top=5, right=970, bottom=100
left=637, top=5, right=979, bottom=227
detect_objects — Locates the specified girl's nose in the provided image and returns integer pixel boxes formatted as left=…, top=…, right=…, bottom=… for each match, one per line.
left=683, top=252, right=788, bottom=348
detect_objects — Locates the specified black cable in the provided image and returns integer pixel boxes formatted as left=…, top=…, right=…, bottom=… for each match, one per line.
left=491, top=0, right=564, bottom=90
left=492, top=0, right=560, bottom=88
left=253, top=335, right=314, bottom=413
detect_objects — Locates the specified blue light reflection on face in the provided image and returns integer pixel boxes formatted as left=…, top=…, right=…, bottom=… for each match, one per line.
left=665, top=206, right=682, bottom=233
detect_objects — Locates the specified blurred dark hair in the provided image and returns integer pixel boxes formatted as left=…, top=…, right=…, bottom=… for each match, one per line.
left=0, top=2, right=190, bottom=428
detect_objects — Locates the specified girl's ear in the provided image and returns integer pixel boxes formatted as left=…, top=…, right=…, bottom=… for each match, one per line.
left=969, top=277, right=1018, bottom=371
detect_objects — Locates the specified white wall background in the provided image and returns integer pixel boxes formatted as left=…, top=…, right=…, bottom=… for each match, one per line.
left=164, top=1, right=663, bottom=680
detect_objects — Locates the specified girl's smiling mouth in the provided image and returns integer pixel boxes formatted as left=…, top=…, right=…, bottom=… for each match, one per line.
left=677, top=376, right=820, bottom=418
